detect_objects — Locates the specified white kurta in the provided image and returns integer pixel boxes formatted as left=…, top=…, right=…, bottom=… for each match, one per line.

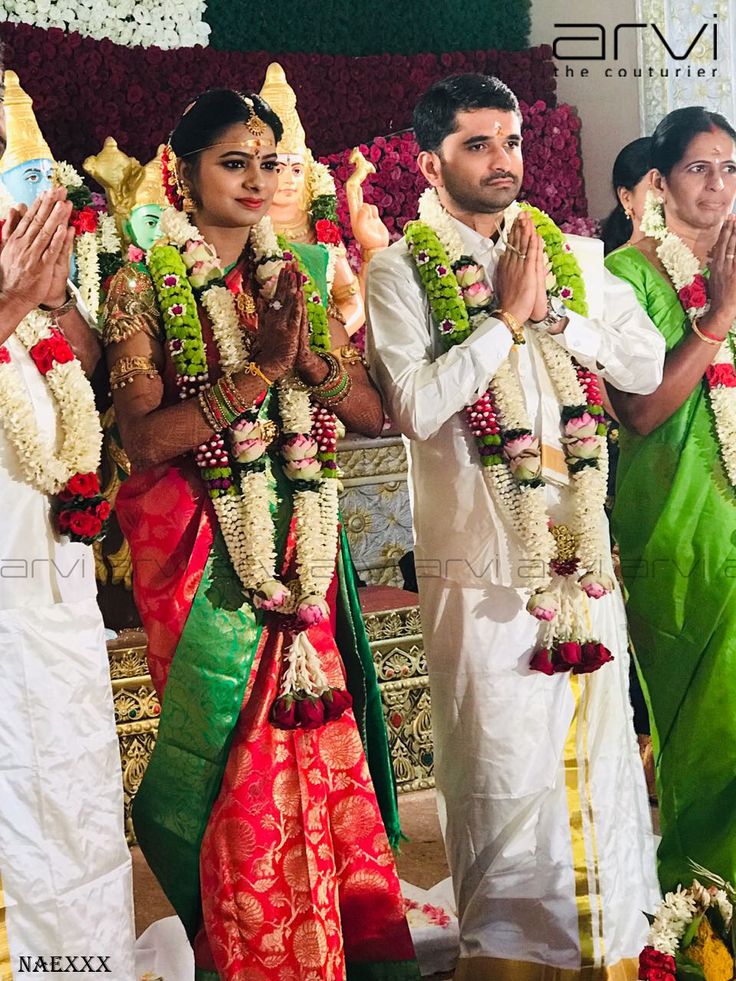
left=0, top=333, right=135, bottom=980
left=366, top=217, right=664, bottom=978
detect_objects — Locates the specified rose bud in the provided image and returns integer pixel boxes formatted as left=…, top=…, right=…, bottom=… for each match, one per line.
left=529, top=647, right=555, bottom=675
left=556, top=641, right=582, bottom=666
left=296, top=697, right=326, bottom=730
left=270, top=696, right=297, bottom=729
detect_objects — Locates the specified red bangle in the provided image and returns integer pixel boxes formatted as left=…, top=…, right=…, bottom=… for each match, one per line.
left=694, top=316, right=722, bottom=342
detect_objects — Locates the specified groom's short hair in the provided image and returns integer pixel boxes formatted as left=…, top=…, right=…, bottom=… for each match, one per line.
left=413, top=73, right=520, bottom=153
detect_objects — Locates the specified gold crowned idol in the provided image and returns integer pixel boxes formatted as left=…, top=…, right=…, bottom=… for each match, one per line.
left=84, top=138, right=166, bottom=243
left=258, top=62, right=309, bottom=160
left=0, top=70, right=53, bottom=175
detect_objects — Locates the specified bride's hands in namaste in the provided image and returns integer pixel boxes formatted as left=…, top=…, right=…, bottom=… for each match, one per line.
left=494, top=212, right=544, bottom=325
left=702, top=215, right=736, bottom=340
left=293, top=297, right=331, bottom=387
left=252, top=264, right=304, bottom=382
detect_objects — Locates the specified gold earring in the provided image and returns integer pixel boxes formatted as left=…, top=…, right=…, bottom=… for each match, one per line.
left=624, top=208, right=632, bottom=221
left=181, top=183, right=195, bottom=213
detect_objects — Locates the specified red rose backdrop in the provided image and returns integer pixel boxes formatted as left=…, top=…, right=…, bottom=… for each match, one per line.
left=0, top=23, right=556, bottom=163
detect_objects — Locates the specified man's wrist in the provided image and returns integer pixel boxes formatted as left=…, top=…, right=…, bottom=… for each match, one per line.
left=0, top=291, right=34, bottom=328
left=40, top=290, right=77, bottom=317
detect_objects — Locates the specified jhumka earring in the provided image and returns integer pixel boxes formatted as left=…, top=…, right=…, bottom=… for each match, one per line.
left=180, top=182, right=195, bottom=213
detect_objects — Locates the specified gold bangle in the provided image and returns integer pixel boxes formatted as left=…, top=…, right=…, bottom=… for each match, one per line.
left=332, top=279, right=360, bottom=302
left=243, top=361, right=273, bottom=386
left=362, top=248, right=382, bottom=265
left=691, top=316, right=721, bottom=346
left=495, top=309, right=525, bottom=345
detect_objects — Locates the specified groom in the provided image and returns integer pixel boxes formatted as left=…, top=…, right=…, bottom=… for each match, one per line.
left=366, top=73, right=663, bottom=979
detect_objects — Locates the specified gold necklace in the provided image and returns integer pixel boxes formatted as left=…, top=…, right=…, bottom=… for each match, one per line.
left=273, top=214, right=313, bottom=244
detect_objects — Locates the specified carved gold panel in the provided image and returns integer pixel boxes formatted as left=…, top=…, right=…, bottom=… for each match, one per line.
left=109, top=602, right=433, bottom=843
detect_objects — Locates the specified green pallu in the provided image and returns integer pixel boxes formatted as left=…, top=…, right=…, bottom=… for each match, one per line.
left=606, top=246, right=736, bottom=890
left=132, top=535, right=263, bottom=941
left=336, top=526, right=401, bottom=848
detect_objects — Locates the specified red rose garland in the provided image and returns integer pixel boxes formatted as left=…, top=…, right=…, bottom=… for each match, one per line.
left=0, top=332, right=108, bottom=545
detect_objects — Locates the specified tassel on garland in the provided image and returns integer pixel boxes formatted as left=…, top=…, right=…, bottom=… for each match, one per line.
left=527, top=577, right=613, bottom=676
left=269, top=630, right=352, bottom=730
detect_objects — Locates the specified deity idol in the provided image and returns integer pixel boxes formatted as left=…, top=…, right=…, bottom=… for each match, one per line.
left=259, top=63, right=389, bottom=335
left=84, top=137, right=166, bottom=254
left=0, top=71, right=53, bottom=207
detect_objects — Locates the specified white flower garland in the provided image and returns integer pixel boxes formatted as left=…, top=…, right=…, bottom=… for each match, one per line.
left=641, top=191, right=736, bottom=491
left=417, top=191, right=609, bottom=600
left=155, top=207, right=340, bottom=620
left=646, top=879, right=733, bottom=959
left=640, top=190, right=701, bottom=291
left=2, top=0, right=210, bottom=49
left=0, top=310, right=102, bottom=494
left=76, top=229, right=100, bottom=318
left=201, top=285, right=247, bottom=373
left=98, top=213, right=122, bottom=255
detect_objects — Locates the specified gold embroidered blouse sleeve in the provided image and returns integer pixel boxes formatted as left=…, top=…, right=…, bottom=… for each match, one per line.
left=102, top=264, right=164, bottom=346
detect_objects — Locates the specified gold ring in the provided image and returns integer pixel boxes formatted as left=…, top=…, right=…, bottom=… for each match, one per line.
left=518, top=252, right=527, bottom=260
left=727, top=253, right=736, bottom=259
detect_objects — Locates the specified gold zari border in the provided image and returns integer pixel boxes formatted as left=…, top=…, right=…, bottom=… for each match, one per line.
left=454, top=955, right=638, bottom=981
left=0, top=870, right=12, bottom=981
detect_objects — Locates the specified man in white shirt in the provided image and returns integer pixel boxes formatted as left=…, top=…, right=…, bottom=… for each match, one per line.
left=366, top=74, right=663, bottom=980
left=0, top=189, right=135, bottom=979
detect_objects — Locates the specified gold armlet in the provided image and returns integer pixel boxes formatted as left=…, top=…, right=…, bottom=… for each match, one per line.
left=336, top=344, right=367, bottom=368
left=109, top=356, right=159, bottom=390
left=332, top=279, right=360, bottom=303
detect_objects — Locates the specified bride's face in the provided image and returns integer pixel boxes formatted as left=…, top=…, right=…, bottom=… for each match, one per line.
left=185, top=122, right=280, bottom=228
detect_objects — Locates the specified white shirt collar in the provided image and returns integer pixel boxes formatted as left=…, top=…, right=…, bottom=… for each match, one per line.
left=446, top=206, right=519, bottom=263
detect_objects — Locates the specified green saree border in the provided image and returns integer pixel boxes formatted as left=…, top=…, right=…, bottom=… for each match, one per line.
left=132, top=534, right=263, bottom=941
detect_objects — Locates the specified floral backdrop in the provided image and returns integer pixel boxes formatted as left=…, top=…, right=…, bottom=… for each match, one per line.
left=0, top=22, right=556, bottom=164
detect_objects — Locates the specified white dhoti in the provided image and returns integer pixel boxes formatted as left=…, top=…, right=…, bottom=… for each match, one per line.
left=366, top=210, right=666, bottom=980
left=420, top=577, right=659, bottom=979
left=0, top=333, right=135, bottom=980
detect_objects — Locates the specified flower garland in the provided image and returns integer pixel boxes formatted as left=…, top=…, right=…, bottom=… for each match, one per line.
left=148, top=207, right=347, bottom=728
left=639, top=875, right=734, bottom=981
left=641, top=190, right=736, bottom=491
left=308, top=159, right=343, bottom=290
left=406, top=188, right=613, bottom=675
left=52, top=160, right=102, bottom=316
left=0, top=310, right=108, bottom=543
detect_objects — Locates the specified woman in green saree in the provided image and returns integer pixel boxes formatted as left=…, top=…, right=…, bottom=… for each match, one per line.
left=605, top=106, right=736, bottom=891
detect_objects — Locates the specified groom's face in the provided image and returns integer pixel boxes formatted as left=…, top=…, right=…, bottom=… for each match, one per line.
left=431, top=108, right=524, bottom=216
